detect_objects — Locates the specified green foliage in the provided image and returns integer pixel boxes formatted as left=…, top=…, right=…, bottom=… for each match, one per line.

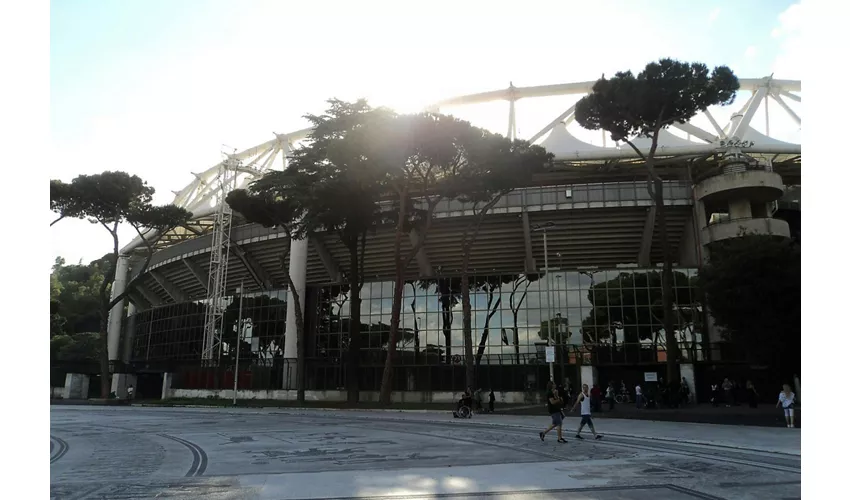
left=50, top=171, right=192, bottom=239
left=579, top=271, right=696, bottom=344
left=50, top=254, right=111, bottom=336
left=573, top=59, right=739, bottom=388
left=537, top=314, right=572, bottom=344
left=51, top=333, right=102, bottom=364
left=50, top=170, right=192, bottom=399
left=575, top=59, right=739, bottom=142
left=50, top=172, right=154, bottom=225
left=226, top=187, right=301, bottom=234
left=698, top=235, right=800, bottom=375
left=250, top=99, right=393, bottom=248
left=221, top=295, right=287, bottom=362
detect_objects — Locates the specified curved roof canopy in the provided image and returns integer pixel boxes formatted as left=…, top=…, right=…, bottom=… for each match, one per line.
left=122, top=76, right=801, bottom=254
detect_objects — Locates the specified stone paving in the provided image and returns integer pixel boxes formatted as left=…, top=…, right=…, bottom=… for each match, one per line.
left=50, top=406, right=801, bottom=499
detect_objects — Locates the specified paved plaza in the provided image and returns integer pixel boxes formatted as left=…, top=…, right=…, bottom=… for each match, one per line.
left=50, top=407, right=801, bottom=499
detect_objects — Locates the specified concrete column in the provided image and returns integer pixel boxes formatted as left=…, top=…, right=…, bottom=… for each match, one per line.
left=677, top=214, right=700, bottom=267
left=111, top=373, right=137, bottom=399
left=162, top=372, right=173, bottom=400
left=283, top=236, right=308, bottom=389
left=680, top=363, right=697, bottom=403
left=122, top=303, right=137, bottom=363
left=694, top=200, right=708, bottom=231
left=63, top=373, right=90, bottom=400
left=728, top=199, right=752, bottom=219
left=107, top=255, right=131, bottom=362
left=580, top=365, right=598, bottom=389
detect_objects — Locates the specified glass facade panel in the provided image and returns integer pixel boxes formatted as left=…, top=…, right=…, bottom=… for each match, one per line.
left=131, top=268, right=702, bottom=392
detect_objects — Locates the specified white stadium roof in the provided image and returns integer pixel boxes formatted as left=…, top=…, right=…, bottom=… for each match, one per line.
left=122, top=76, right=800, bottom=254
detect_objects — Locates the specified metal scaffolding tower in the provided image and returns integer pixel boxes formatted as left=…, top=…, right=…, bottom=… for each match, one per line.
left=201, top=154, right=239, bottom=363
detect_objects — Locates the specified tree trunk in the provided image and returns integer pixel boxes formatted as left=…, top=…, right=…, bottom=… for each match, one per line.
left=98, top=307, right=110, bottom=399
left=510, top=280, right=529, bottom=364
left=438, top=280, right=453, bottom=365
left=97, top=248, right=119, bottom=400
left=379, top=276, right=405, bottom=404
left=458, top=196, right=505, bottom=391
left=346, top=241, right=362, bottom=405
left=461, top=271, right=475, bottom=390
left=475, top=292, right=501, bottom=367
left=379, top=193, right=408, bottom=405
left=653, top=176, right=680, bottom=386
left=411, top=301, right=420, bottom=363
left=290, top=286, right=306, bottom=404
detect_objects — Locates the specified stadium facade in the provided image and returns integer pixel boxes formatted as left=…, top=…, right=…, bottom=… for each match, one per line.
left=95, top=77, right=800, bottom=403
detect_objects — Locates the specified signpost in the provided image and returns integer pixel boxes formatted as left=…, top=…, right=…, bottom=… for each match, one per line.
left=545, top=346, right=556, bottom=364
left=644, top=372, right=658, bottom=383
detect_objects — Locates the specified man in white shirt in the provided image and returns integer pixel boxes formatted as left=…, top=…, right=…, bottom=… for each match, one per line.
left=571, top=384, right=602, bottom=440
left=635, top=383, right=644, bottom=409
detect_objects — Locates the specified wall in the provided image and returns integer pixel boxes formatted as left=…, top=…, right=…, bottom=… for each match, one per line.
left=168, top=388, right=544, bottom=405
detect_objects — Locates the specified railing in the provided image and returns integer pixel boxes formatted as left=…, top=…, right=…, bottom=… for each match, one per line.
left=706, top=214, right=768, bottom=227
left=144, top=341, right=758, bottom=393
left=694, top=162, right=774, bottom=184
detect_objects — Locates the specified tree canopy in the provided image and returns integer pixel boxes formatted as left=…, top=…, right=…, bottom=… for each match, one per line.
left=698, top=235, right=800, bottom=378
left=50, top=171, right=192, bottom=398
left=579, top=271, right=696, bottom=345
left=575, top=59, right=739, bottom=143
left=50, top=254, right=112, bottom=337
left=574, top=59, right=739, bottom=388
left=50, top=171, right=192, bottom=260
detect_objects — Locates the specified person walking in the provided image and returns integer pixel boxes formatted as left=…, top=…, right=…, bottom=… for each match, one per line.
left=710, top=382, right=720, bottom=407
left=488, top=389, right=495, bottom=413
left=722, top=378, right=733, bottom=407
left=606, top=382, right=616, bottom=411
left=680, top=377, right=691, bottom=406
left=539, top=381, right=567, bottom=443
left=776, top=384, right=796, bottom=428
left=635, top=383, right=644, bottom=409
left=746, top=380, right=759, bottom=409
left=590, top=384, right=602, bottom=412
left=571, top=384, right=602, bottom=440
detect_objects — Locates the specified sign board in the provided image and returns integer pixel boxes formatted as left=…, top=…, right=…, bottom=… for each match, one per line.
left=644, top=372, right=658, bottom=382
left=545, top=346, right=556, bottom=363
left=719, top=139, right=755, bottom=148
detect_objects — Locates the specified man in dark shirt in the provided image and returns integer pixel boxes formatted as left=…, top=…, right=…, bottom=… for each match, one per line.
left=539, top=381, right=567, bottom=443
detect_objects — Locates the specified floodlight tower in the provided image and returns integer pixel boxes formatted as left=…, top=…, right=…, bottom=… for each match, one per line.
left=201, top=153, right=239, bottom=363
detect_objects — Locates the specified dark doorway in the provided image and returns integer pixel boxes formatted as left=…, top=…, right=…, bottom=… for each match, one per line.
left=135, top=372, right=164, bottom=400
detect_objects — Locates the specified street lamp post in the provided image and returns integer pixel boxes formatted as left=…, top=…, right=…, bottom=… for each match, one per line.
left=233, top=280, right=245, bottom=406
left=532, top=222, right=558, bottom=383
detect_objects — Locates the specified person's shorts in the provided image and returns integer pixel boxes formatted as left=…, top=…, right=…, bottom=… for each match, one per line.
left=784, top=407, right=794, bottom=417
left=580, top=414, right=593, bottom=426
left=550, top=412, right=563, bottom=426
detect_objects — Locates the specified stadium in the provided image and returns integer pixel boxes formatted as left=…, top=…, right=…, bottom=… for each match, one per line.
left=96, top=77, right=801, bottom=403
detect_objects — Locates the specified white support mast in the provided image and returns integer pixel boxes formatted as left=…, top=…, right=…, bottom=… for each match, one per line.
left=201, top=153, right=239, bottom=363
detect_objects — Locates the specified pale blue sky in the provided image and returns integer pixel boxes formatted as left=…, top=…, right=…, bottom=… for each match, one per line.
left=50, top=0, right=801, bottom=267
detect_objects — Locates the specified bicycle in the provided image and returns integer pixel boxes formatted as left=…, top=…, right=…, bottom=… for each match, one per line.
left=615, top=392, right=632, bottom=404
